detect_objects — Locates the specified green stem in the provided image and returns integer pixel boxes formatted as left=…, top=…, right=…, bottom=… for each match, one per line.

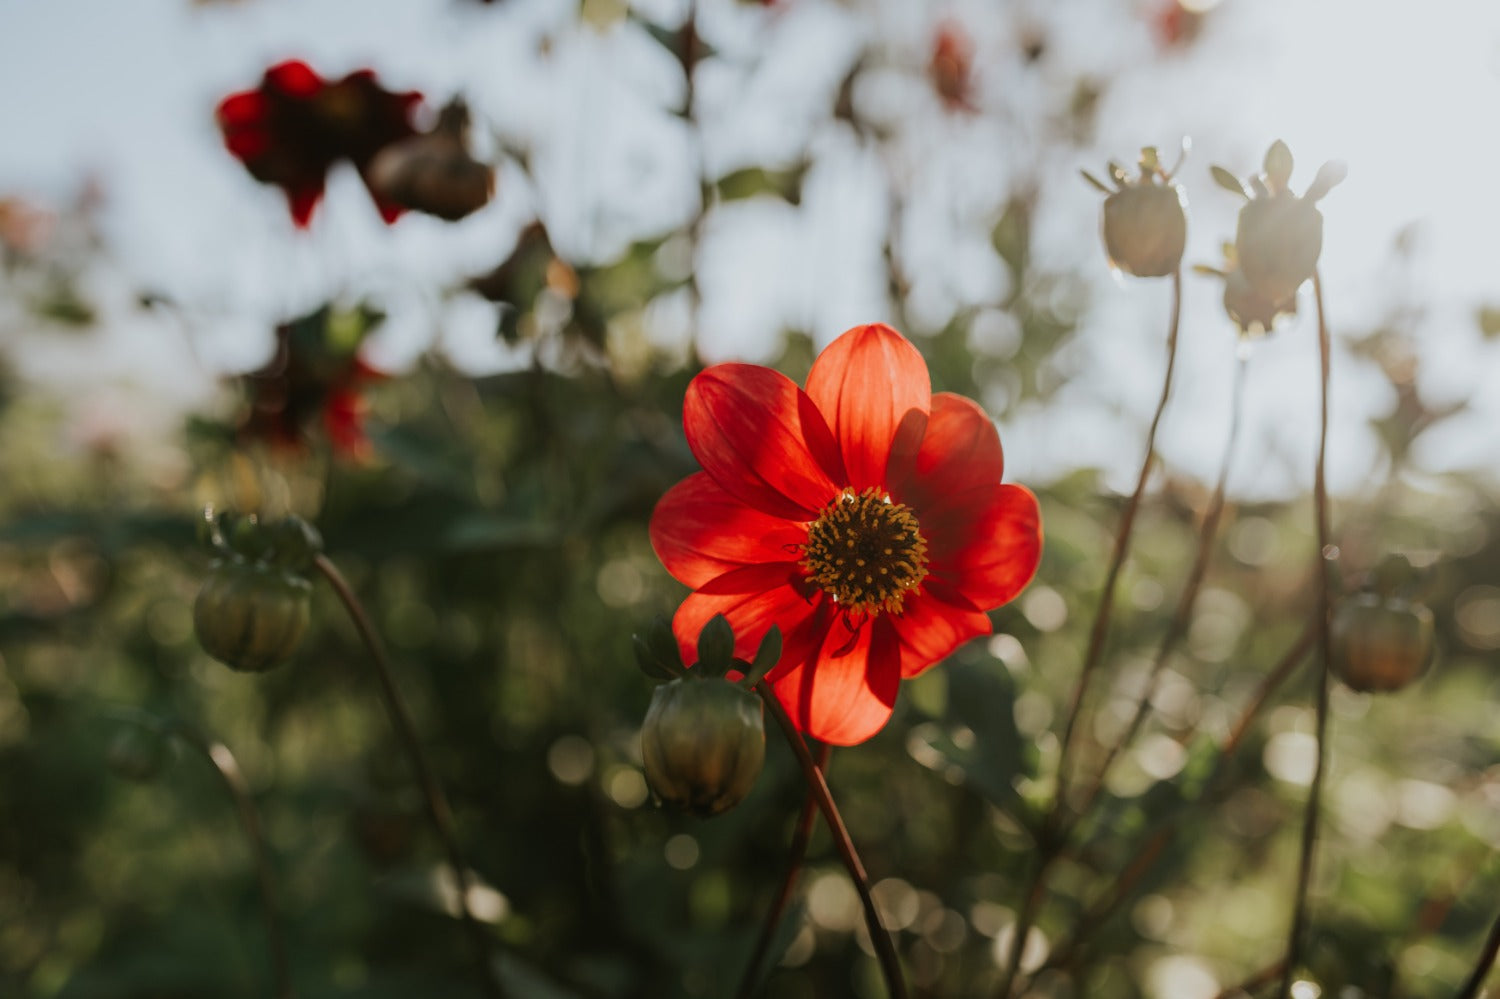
left=168, top=721, right=294, bottom=999
left=1276, top=271, right=1335, bottom=998
left=1075, top=352, right=1248, bottom=818
left=1455, top=904, right=1500, bottom=999
left=756, top=684, right=907, bottom=999
left=734, top=742, right=832, bottom=999
left=314, top=555, right=501, bottom=999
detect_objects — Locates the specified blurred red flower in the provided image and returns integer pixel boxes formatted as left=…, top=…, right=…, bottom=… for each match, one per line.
left=929, top=21, right=978, bottom=112
left=650, top=324, right=1041, bottom=745
left=216, top=60, right=422, bottom=227
left=241, top=306, right=385, bottom=459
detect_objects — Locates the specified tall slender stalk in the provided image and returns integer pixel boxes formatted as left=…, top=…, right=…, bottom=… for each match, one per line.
left=755, top=684, right=907, bottom=999
left=1455, top=903, right=1500, bottom=999
left=1276, top=271, right=1335, bottom=998
left=1075, top=352, right=1249, bottom=817
left=999, top=267, right=1183, bottom=999
left=734, top=742, right=832, bottom=999
left=169, top=721, right=294, bottom=999
left=1055, top=266, right=1184, bottom=810
left=313, top=554, right=501, bottom=999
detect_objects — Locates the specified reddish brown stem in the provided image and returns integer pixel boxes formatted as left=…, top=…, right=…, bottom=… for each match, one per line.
left=734, top=742, right=832, bottom=999
left=1276, top=272, right=1335, bottom=998
left=314, top=555, right=501, bottom=999
left=756, top=684, right=908, bottom=999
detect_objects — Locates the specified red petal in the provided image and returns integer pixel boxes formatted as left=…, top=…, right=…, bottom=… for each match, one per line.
left=804, top=323, right=931, bottom=493
left=671, top=577, right=816, bottom=666
left=931, top=484, right=1041, bottom=610
left=265, top=60, right=323, bottom=99
left=286, top=183, right=324, bottom=227
left=684, top=364, right=843, bottom=520
left=890, top=392, right=1003, bottom=516
left=770, top=614, right=901, bottom=746
left=891, top=590, right=992, bottom=678
left=651, top=473, right=808, bottom=589
left=217, top=91, right=269, bottom=129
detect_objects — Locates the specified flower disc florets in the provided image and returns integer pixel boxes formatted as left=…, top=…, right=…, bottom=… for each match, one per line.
left=803, top=488, right=928, bottom=615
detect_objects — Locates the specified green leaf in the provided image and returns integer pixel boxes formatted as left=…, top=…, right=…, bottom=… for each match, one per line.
left=1107, top=160, right=1130, bottom=186
left=1478, top=305, right=1500, bottom=339
left=1210, top=165, right=1250, bottom=200
left=741, top=626, right=782, bottom=687
left=696, top=614, right=735, bottom=675
left=644, top=616, right=686, bottom=676
left=714, top=162, right=810, bottom=205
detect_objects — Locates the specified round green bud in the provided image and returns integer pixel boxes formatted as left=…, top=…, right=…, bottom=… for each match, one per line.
left=193, top=560, right=312, bottom=673
left=1235, top=193, right=1323, bottom=307
left=1102, top=182, right=1187, bottom=278
left=641, top=676, right=765, bottom=817
left=1331, top=593, right=1435, bottom=693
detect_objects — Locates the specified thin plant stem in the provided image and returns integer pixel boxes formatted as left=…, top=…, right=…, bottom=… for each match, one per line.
left=1276, top=271, right=1335, bottom=998
left=313, top=554, right=501, bottom=999
left=1000, top=267, right=1183, bottom=999
left=755, top=684, right=908, bottom=999
left=168, top=720, right=294, bottom=999
left=1075, top=352, right=1249, bottom=817
left=734, top=742, right=832, bottom=999
left=1455, top=903, right=1500, bottom=999
left=1215, top=957, right=1287, bottom=999
left=1034, top=623, right=1317, bottom=979
left=1055, top=266, right=1184, bottom=810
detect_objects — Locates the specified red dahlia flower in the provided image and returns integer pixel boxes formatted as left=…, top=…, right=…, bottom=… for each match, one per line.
left=216, top=60, right=421, bottom=227
left=650, top=324, right=1041, bottom=746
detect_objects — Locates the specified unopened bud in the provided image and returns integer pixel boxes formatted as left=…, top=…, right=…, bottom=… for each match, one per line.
left=1331, top=593, right=1435, bottom=693
left=194, top=560, right=311, bottom=672
left=1103, top=183, right=1187, bottom=278
left=641, top=676, right=765, bottom=817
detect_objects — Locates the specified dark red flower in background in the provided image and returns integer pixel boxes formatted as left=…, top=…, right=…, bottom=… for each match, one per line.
left=241, top=304, right=385, bottom=459
left=216, top=60, right=421, bottom=226
left=929, top=21, right=978, bottom=112
left=651, top=324, right=1041, bottom=745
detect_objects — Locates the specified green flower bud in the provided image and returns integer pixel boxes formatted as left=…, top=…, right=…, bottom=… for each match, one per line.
left=1103, top=183, right=1187, bottom=278
left=641, top=676, right=765, bottom=817
left=1235, top=192, right=1324, bottom=307
left=194, top=560, right=312, bottom=672
left=1331, top=593, right=1435, bottom=693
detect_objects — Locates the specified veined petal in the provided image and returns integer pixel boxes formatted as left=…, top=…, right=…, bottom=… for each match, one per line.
left=891, top=588, right=992, bottom=678
left=672, top=576, right=816, bottom=666
left=889, top=392, right=1004, bottom=518
left=805, top=324, right=931, bottom=493
left=684, top=364, right=843, bottom=520
left=931, top=484, right=1042, bottom=610
left=770, top=614, right=901, bottom=746
left=651, top=473, right=808, bottom=589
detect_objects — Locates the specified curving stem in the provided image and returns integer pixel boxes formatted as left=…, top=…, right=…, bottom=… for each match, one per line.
left=313, top=554, right=502, bottom=999
left=1276, top=271, right=1336, bottom=998
left=755, top=683, right=908, bottom=999
left=734, top=741, right=832, bottom=999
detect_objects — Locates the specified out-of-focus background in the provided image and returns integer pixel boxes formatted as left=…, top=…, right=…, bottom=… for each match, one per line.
left=3, top=1, right=1500, bottom=997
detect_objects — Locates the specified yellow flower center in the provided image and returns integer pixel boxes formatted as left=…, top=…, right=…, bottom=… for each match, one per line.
left=802, top=488, right=929, bottom=616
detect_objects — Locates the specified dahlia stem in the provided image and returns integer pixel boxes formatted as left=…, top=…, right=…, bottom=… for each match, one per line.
left=756, top=684, right=908, bottom=999
left=168, top=720, right=294, bottom=999
left=1001, top=267, right=1183, bottom=999
left=1455, top=903, right=1500, bottom=999
left=1074, top=350, right=1248, bottom=818
left=734, top=742, right=832, bottom=999
left=313, top=555, right=501, bottom=999
left=1055, top=266, right=1183, bottom=812
left=1276, top=271, right=1336, bottom=999
left=1030, top=623, right=1316, bottom=980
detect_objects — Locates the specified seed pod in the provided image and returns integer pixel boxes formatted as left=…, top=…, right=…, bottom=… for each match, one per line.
left=641, top=676, right=765, bottom=817
left=1103, top=182, right=1187, bottom=278
left=1235, top=192, right=1324, bottom=307
left=1331, top=593, right=1435, bottom=693
left=366, top=100, right=494, bottom=222
left=193, top=560, right=312, bottom=672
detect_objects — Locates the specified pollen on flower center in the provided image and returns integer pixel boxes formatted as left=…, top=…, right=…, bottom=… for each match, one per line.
left=802, top=488, right=929, bottom=616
